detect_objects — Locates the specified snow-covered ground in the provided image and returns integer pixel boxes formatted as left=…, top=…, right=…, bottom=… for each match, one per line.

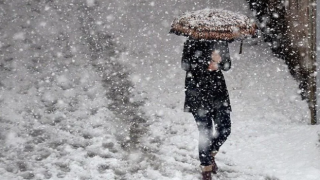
left=0, top=0, right=319, bottom=180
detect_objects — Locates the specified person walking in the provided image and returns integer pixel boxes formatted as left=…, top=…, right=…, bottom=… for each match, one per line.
left=181, top=38, right=232, bottom=180
left=170, top=8, right=256, bottom=180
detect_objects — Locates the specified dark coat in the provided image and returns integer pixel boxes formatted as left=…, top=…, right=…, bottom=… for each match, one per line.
left=181, top=39, right=232, bottom=114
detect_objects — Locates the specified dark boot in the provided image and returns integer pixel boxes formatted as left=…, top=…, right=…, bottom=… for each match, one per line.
left=201, top=165, right=212, bottom=180
left=211, top=151, right=218, bottom=174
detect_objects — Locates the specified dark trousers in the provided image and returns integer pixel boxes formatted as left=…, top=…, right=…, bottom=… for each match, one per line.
left=192, top=109, right=231, bottom=166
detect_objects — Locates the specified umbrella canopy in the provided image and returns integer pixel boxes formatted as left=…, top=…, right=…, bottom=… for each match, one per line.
left=170, top=8, right=257, bottom=41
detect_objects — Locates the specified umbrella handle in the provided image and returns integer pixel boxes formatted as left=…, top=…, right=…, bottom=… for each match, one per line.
left=239, top=40, right=243, bottom=54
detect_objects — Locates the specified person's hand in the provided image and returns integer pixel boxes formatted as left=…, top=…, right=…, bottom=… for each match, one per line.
left=208, top=51, right=221, bottom=71
left=208, top=61, right=219, bottom=71
left=211, top=50, right=221, bottom=63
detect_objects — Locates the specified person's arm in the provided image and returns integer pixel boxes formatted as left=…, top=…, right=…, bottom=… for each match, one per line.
left=208, top=41, right=231, bottom=71
left=217, top=41, right=231, bottom=71
left=181, top=40, right=192, bottom=71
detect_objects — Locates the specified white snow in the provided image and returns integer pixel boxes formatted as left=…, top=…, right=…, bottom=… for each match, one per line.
left=86, top=0, right=95, bottom=7
left=178, top=8, right=250, bottom=28
left=13, top=32, right=25, bottom=41
left=0, top=0, right=319, bottom=180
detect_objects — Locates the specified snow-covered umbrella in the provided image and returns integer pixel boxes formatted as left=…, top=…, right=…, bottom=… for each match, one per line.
left=170, top=8, right=257, bottom=41
left=170, top=8, right=257, bottom=53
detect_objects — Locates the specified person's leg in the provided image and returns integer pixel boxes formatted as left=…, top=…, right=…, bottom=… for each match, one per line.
left=209, top=109, right=231, bottom=174
left=212, top=109, right=231, bottom=152
left=192, top=111, right=214, bottom=166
